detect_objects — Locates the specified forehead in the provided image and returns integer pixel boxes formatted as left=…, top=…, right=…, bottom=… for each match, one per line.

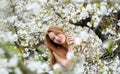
left=48, top=32, right=55, bottom=39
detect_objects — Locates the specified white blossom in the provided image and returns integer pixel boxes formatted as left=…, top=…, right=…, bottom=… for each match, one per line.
left=119, top=5, right=120, bottom=9
left=4, top=32, right=18, bottom=42
left=48, top=71, right=53, bottom=74
left=74, top=68, right=84, bottom=74
left=71, top=0, right=84, bottom=2
left=40, top=0, right=47, bottom=4
left=117, top=22, right=120, bottom=27
left=0, top=0, right=8, bottom=9
left=100, top=5, right=107, bottom=15
left=78, top=30, right=89, bottom=40
left=108, top=7, right=113, bottom=13
left=25, top=48, right=29, bottom=52
left=0, top=48, right=5, bottom=55
left=18, top=29, right=28, bottom=35
left=75, top=37, right=82, bottom=45
left=66, top=50, right=75, bottom=60
left=8, top=56, right=19, bottom=67
left=0, top=59, right=8, bottom=68
left=53, top=63, right=62, bottom=70
left=27, top=61, right=41, bottom=71
left=0, top=68, right=9, bottom=74
left=102, top=41, right=109, bottom=49
left=14, top=68, right=22, bottom=74
left=7, top=16, right=17, bottom=23
left=22, top=52, right=30, bottom=58
left=79, top=9, right=89, bottom=20
left=86, top=4, right=93, bottom=11
left=87, top=22, right=92, bottom=27
left=37, top=63, right=50, bottom=73
left=40, top=63, right=50, bottom=71
left=26, top=3, right=42, bottom=15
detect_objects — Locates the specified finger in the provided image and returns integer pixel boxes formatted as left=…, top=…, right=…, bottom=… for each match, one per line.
left=67, top=37, right=74, bottom=42
left=67, top=36, right=74, bottom=40
left=67, top=35, right=72, bottom=38
left=66, top=34, right=71, bottom=36
left=67, top=38, right=73, bottom=41
left=68, top=40, right=75, bottom=45
left=67, top=40, right=73, bottom=45
left=68, top=37, right=74, bottom=42
left=68, top=39, right=74, bottom=42
left=68, top=40, right=74, bottom=44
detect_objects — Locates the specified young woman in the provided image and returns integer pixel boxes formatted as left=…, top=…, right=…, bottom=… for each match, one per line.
left=44, top=25, right=92, bottom=70
left=44, top=25, right=75, bottom=69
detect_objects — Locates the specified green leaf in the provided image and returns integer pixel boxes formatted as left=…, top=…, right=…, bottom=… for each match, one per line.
left=53, top=69, right=62, bottom=74
left=107, top=41, right=113, bottom=54
left=80, top=6, right=84, bottom=11
left=96, top=3, right=100, bottom=8
left=90, top=19, right=95, bottom=25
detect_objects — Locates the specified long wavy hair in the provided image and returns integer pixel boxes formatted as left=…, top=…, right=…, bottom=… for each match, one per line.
left=44, top=25, right=68, bottom=66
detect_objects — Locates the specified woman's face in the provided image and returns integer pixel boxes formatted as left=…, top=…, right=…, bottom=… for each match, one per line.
left=48, top=32, right=66, bottom=45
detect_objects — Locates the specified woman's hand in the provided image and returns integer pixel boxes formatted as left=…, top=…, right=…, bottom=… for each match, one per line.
left=66, top=34, right=75, bottom=45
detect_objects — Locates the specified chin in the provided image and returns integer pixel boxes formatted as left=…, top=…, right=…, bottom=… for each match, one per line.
left=61, top=41, right=65, bottom=44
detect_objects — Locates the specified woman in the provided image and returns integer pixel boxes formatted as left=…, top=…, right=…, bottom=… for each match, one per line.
left=44, top=25, right=75, bottom=69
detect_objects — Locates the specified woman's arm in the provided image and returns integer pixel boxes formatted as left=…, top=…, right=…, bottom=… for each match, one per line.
left=53, top=52, right=72, bottom=69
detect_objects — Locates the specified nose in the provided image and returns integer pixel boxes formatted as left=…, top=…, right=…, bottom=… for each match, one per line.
left=55, top=36, right=59, bottom=40
left=55, top=36, right=61, bottom=41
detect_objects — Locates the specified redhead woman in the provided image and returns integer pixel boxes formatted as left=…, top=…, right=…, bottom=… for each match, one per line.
left=44, top=25, right=93, bottom=71
left=44, top=25, right=75, bottom=69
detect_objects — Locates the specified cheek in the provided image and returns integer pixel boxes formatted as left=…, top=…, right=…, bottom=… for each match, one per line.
left=62, top=35, right=66, bottom=41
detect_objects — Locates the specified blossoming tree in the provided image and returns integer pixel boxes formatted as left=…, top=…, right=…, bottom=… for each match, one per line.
left=0, top=0, right=120, bottom=74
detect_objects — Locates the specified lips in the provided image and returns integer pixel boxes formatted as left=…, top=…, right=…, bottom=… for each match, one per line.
left=57, top=37, right=62, bottom=43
